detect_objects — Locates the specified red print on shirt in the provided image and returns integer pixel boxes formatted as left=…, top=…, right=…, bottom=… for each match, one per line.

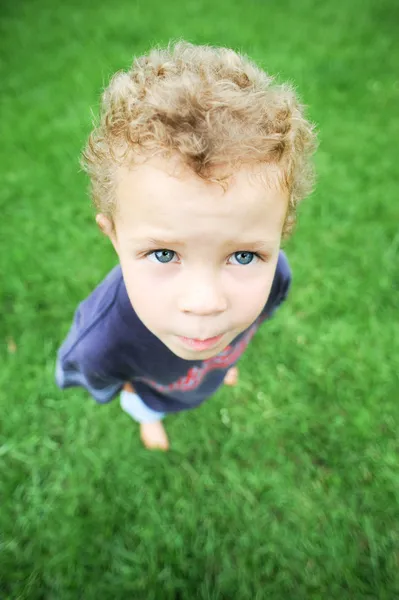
left=138, top=322, right=259, bottom=394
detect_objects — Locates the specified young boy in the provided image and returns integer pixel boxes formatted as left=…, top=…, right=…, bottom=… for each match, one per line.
left=56, top=41, right=316, bottom=451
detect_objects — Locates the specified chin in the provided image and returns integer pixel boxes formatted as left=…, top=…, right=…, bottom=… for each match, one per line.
left=167, top=343, right=223, bottom=361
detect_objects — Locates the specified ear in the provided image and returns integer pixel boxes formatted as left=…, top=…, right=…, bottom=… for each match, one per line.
left=96, top=214, right=119, bottom=253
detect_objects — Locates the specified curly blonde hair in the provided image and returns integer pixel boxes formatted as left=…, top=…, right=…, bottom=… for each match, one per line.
left=82, top=41, right=317, bottom=236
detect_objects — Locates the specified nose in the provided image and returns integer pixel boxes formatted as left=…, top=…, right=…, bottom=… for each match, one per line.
left=178, top=273, right=228, bottom=316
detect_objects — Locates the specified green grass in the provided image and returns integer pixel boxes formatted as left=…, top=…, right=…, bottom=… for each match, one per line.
left=1, top=0, right=399, bottom=597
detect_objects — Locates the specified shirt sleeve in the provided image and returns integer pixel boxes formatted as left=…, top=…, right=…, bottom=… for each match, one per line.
left=55, top=325, right=126, bottom=403
left=55, top=268, right=132, bottom=404
left=56, top=354, right=123, bottom=403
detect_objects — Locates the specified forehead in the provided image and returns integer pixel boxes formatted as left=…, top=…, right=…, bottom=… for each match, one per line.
left=114, top=158, right=288, bottom=242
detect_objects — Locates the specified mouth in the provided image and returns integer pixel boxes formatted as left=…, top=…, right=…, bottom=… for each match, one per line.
left=177, top=334, right=225, bottom=352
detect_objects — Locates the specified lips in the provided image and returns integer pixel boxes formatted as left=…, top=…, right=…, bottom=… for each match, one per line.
left=178, top=334, right=224, bottom=351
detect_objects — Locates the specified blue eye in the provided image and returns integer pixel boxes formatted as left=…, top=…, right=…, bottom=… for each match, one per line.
left=232, top=251, right=255, bottom=265
left=152, top=249, right=176, bottom=263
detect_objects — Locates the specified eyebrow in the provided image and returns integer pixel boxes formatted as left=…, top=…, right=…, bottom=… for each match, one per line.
left=225, top=241, right=276, bottom=253
left=140, top=237, right=187, bottom=248
left=133, top=238, right=275, bottom=250
left=237, top=241, right=275, bottom=249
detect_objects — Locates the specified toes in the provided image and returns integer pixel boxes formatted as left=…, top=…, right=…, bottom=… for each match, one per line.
left=224, top=366, right=239, bottom=386
left=142, top=437, right=169, bottom=451
left=141, top=434, right=169, bottom=451
left=140, top=423, right=170, bottom=451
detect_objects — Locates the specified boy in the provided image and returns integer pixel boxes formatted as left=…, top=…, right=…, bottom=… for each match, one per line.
left=56, top=41, right=316, bottom=451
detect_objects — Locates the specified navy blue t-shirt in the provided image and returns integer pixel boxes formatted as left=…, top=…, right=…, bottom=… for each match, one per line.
left=56, top=251, right=291, bottom=413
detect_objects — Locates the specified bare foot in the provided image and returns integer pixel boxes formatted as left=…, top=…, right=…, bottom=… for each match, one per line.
left=140, top=421, right=170, bottom=451
left=224, top=366, right=239, bottom=386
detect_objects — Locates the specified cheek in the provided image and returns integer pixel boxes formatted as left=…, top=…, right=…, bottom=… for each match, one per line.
left=238, top=281, right=272, bottom=319
left=121, top=261, right=155, bottom=316
left=120, top=261, right=170, bottom=326
left=127, top=284, right=156, bottom=315
left=229, top=266, right=275, bottom=318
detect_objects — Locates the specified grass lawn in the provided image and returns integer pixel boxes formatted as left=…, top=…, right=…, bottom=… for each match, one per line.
left=1, top=0, right=399, bottom=597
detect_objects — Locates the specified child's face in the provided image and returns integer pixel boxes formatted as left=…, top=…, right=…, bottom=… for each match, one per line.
left=99, top=156, right=288, bottom=361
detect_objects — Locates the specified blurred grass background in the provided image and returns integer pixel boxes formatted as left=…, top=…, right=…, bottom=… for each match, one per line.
left=1, top=0, right=399, bottom=598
